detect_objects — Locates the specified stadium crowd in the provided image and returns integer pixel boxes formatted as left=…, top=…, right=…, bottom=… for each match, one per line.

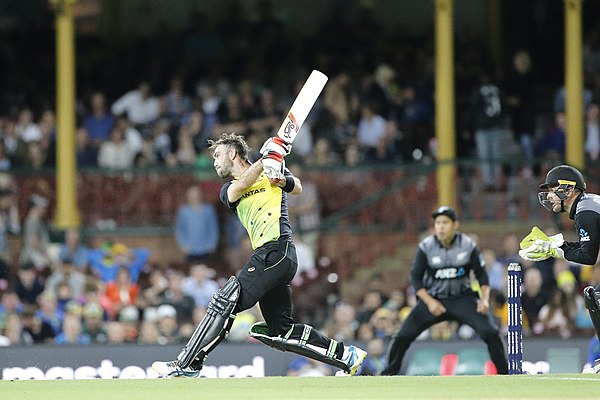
left=1, top=0, right=600, bottom=376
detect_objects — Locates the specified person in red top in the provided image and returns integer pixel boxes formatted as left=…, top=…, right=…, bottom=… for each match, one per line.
left=105, top=267, right=139, bottom=320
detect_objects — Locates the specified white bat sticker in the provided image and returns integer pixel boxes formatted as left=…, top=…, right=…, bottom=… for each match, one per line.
left=276, top=69, right=328, bottom=144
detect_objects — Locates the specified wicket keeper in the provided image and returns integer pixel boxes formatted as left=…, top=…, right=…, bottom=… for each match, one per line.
left=519, top=164, right=600, bottom=372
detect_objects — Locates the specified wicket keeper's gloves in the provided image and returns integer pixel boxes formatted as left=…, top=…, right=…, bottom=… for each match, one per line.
left=261, top=151, right=285, bottom=180
left=260, top=137, right=292, bottom=157
left=518, top=226, right=564, bottom=261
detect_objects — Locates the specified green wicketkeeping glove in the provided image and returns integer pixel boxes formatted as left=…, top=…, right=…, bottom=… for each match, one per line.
left=518, top=227, right=564, bottom=261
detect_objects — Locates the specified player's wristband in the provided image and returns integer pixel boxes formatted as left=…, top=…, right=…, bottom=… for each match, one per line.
left=283, top=176, right=295, bottom=192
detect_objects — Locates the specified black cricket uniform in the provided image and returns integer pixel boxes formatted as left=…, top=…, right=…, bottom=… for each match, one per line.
left=220, top=166, right=345, bottom=360
left=561, top=193, right=600, bottom=265
left=381, top=232, right=508, bottom=375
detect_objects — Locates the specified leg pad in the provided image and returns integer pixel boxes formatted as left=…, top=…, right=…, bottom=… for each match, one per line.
left=249, top=322, right=349, bottom=372
left=177, top=276, right=241, bottom=369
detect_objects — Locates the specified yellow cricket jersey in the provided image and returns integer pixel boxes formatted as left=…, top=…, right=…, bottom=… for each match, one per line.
left=220, top=172, right=293, bottom=250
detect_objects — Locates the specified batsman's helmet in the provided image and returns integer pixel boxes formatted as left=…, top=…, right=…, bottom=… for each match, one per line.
left=539, top=165, right=586, bottom=191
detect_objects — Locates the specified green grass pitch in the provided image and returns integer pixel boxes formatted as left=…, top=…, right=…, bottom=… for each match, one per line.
left=2, top=375, right=600, bottom=400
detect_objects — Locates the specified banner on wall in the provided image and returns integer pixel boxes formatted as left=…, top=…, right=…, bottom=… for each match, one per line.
left=0, top=338, right=592, bottom=379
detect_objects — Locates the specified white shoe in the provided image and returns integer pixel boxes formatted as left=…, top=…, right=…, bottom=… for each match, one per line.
left=336, top=345, right=367, bottom=376
left=582, top=359, right=600, bottom=374
left=152, top=360, right=200, bottom=378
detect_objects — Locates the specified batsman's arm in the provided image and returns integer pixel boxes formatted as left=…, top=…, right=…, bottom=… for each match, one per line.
left=227, top=161, right=265, bottom=203
left=271, top=170, right=302, bottom=195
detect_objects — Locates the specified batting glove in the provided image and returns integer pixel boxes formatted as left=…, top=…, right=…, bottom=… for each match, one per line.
left=260, top=137, right=292, bottom=157
left=261, top=151, right=285, bottom=181
left=518, top=233, right=565, bottom=261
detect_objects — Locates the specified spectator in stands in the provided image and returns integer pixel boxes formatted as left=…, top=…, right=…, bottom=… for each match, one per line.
left=534, top=112, right=566, bottom=162
left=105, top=267, right=140, bottom=320
left=20, top=306, right=55, bottom=344
left=138, top=320, right=161, bottom=344
left=533, top=288, right=573, bottom=338
left=356, top=290, right=384, bottom=325
left=175, top=185, right=219, bottom=264
left=118, top=304, right=140, bottom=342
left=395, top=84, right=433, bottom=160
left=324, top=301, right=359, bottom=342
left=81, top=302, right=108, bottom=344
left=557, top=268, right=590, bottom=332
left=309, top=137, right=340, bottom=166
left=97, top=125, right=136, bottom=169
left=181, top=263, right=219, bottom=308
left=0, top=177, right=20, bottom=279
left=57, top=228, right=89, bottom=272
left=553, top=85, right=593, bottom=114
left=585, top=103, right=600, bottom=161
left=356, top=103, right=388, bottom=162
left=55, top=282, right=75, bottom=315
left=287, top=163, right=321, bottom=256
left=83, top=92, right=115, bottom=148
left=165, top=76, right=192, bottom=124
left=290, top=235, right=317, bottom=287
left=111, top=81, right=160, bottom=127
left=55, top=313, right=90, bottom=345
left=19, top=194, right=52, bottom=271
left=521, top=267, right=547, bottom=331
left=45, top=257, right=87, bottom=299
left=14, top=262, right=45, bottom=306
left=105, top=320, right=128, bottom=344
left=3, top=313, right=31, bottom=345
left=115, top=116, right=145, bottom=161
left=496, top=233, right=522, bottom=267
left=468, top=68, right=504, bottom=192
left=80, top=279, right=111, bottom=318
left=35, top=291, right=63, bottom=335
left=159, top=269, right=195, bottom=324
left=75, top=127, right=98, bottom=167
left=15, top=108, right=41, bottom=143
left=482, top=249, right=505, bottom=291
left=322, top=71, right=358, bottom=150
left=174, top=122, right=198, bottom=166
left=155, top=303, right=182, bottom=344
left=140, top=268, right=169, bottom=309
left=88, top=241, right=150, bottom=284
left=0, top=290, right=24, bottom=321
left=369, top=307, right=396, bottom=339
left=505, top=50, right=535, bottom=167
left=0, top=140, right=11, bottom=170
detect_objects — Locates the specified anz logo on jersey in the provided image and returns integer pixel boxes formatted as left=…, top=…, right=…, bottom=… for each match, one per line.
left=580, top=228, right=591, bottom=242
left=434, top=266, right=466, bottom=279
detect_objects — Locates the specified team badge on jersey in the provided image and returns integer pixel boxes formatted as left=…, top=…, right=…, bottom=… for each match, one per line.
left=580, top=228, right=590, bottom=242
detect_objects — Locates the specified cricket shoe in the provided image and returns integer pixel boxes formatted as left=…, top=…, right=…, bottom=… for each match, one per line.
left=335, top=345, right=367, bottom=376
left=152, top=360, right=201, bottom=378
left=582, top=359, right=600, bottom=374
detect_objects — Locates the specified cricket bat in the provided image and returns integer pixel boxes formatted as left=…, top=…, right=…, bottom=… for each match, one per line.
left=276, top=69, right=328, bottom=144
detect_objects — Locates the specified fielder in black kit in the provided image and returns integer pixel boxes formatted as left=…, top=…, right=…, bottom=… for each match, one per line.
left=381, top=206, right=508, bottom=375
left=519, top=165, right=600, bottom=373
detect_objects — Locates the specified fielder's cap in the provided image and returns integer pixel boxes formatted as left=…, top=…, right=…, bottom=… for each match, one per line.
left=431, top=206, right=458, bottom=221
